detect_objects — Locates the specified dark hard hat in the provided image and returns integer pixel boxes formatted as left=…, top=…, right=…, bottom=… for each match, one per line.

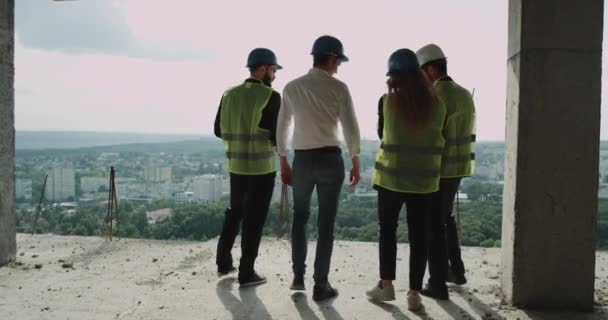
left=246, top=48, right=282, bottom=69
left=311, top=35, right=349, bottom=62
left=386, top=48, right=419, bottom=76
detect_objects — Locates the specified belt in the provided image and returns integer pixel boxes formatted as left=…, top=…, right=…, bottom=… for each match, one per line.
left=294, top=146, right=341, bottom=154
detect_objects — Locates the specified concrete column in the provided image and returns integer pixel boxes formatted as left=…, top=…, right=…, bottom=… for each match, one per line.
left=0, top=0, right=15, bottom=267
left=501, top=0, right=603, bottom=311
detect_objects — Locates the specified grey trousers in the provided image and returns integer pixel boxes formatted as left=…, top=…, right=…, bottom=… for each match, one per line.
left=290, top=148, right=344, bottom=285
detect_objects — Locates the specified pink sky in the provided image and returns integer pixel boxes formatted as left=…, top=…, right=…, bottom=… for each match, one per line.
left=12, top=0, right=608, bottom=140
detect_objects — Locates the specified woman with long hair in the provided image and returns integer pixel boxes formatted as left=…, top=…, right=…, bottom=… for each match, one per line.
left=365, top=48, right=446, bottom=311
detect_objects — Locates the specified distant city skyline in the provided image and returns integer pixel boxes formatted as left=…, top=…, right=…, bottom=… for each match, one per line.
left=13, top=1, right=608, bottom=140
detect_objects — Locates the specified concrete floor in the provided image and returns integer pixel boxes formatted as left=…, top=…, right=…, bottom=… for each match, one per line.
left=1, top=234, right=607, bottom=320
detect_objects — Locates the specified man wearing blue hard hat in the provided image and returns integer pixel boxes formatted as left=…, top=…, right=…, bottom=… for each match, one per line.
left=214, top=48, right=282, bottom=287
left=277, top=35, right=361, bottom=301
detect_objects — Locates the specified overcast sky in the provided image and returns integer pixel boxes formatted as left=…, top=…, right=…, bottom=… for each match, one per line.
left=13, top=0, right=608, bottom=141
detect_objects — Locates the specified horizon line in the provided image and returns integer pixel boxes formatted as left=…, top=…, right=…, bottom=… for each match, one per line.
left=15, top=129, right=510, bottom=142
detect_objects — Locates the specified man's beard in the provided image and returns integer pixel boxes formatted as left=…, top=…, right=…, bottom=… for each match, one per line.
left=262, top=73, right=273, bottom=87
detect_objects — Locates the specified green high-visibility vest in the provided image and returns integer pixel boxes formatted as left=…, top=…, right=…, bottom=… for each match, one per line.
left=220, top=82, right=277, bottom=175
left=435, top=80, right=476, bottom=178
left=373, top=95, right=446, bottom=193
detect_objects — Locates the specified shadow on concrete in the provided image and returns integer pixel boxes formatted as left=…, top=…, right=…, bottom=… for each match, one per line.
left=290, top=291, right=345, bottom=320
left=291, top=292, right=321, bottom=320
left=368, top=300, right=413, bottom=320
left=314, top=294, right=344, bottom=320
left=450, top=287, right=505, bottom=319
left=435, top=299, right=478, bottom=320
left=368, top=299, right=439, bottom=320
left=451, top=286, right=608, bottom=320
left=216, top=277, right=273, bottom=319
left=524, top=309, right=608, bottom=320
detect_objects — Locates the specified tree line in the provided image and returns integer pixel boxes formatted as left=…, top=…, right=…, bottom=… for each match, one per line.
left=15, top=182, right=608, bottom=250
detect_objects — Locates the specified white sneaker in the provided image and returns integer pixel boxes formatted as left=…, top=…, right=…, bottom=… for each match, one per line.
left=366, top=281, right=396, bottom=302
left=407, top=291, right=423, bottom=311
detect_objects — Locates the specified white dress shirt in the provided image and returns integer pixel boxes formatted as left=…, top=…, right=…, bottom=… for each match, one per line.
left=277, top=68, right=361, bottom=157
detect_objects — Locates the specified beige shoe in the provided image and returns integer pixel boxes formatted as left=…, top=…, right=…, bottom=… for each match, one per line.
left=407, top=291, right=422, bottom=311
left=366, top=281, right=396, bottom=302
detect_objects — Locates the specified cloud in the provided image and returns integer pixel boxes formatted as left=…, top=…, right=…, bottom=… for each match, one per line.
left=15, top=0, right=209, bottom=61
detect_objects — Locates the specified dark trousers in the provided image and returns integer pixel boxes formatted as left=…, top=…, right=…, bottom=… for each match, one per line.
left=427, top=177, right=465, bottom=286
left=377, top=188, right=431, bottom=291
left=443, top=178, right=466, bottom=275
left=216, top=172, right=275, bottom=278
left=291, top=149, right=344, bottom=285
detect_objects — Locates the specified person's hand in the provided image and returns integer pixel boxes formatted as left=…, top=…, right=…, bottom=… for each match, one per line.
left=349, top=156, right=360, bottom=186
left=280, top=156, right=292, bottom=186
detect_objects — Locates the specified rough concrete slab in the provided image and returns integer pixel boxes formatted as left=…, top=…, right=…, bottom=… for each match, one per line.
left=500, top=53, right=520, bottom=303
left=503, top=0, right=603, bottom=310
left=521, top=1, right=603, bottom=51
left=1, top=234, right=607, bottom=319
left=507, top=0, right=522, bottom=59
left=0, top=0, right=15, bottom=268
left=510, top=48, right=601, bottom=309
left=508, top=0, right=604, bottom=58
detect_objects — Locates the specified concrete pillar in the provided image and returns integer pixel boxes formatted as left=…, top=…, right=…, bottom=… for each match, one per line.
left=501, top=0, right=603, bottom=311
left=0, top=0, right=15, bottom=267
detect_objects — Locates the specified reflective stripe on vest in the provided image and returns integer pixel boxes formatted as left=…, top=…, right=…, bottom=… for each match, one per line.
left=445, top=134, right=476, bottom=147
left=374, top=162, right=439, bottom=178
left=222, top=133, right=270, bottom=142
left=380, top=143, right=443, bottom=156
left=226, top=150, right=275, bottom=161
left=443, top=153, right=475, bottom=164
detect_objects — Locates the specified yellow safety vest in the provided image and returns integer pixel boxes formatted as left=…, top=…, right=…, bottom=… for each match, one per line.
left=220, top=82, right=276, bottom=175
left=373, top=95, right=446, bottom=193
left=435, top=80, right=476, bottom=178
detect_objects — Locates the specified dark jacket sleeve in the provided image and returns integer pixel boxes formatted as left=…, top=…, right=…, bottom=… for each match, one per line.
left=214, top=98, right=223, bottom=139
left=258, top=90, right=281, bottom=146
left=377, top=96, right=384, bottom=140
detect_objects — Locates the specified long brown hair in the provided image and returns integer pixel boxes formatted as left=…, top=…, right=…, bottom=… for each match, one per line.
left=386, top=69, right=439, bottom=134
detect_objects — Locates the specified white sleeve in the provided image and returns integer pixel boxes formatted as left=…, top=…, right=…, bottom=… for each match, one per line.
left=276, top=86, right=293, bottom=156
left=338, top=84, right=361, bottom=157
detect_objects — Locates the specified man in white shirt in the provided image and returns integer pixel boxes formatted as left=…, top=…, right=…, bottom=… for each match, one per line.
left=276, top=35, right=361, bottom=301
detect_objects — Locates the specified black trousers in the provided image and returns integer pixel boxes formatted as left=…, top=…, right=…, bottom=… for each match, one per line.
left=442, top=178, right=466, bottom=275
left=216, top=172, right=275, bottom=278
left=427, top=177, right=465, bottom=286
left=377, top=187, right=431, bottom=291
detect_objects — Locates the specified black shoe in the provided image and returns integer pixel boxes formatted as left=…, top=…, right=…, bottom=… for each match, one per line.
left=447, top=270, right=467, bottom=285
left=420, top=284, right=449, bottom=300
left=238, top=272, right=267, bottom=287
left=312, top=283, right=338, bottom=301
left=217, top=266, right=237, bottom=278
left=290, top=274, right=305, bottom=291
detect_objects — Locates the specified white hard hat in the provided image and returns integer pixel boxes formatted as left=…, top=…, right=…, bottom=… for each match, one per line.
left=416, top=44, right=446, bottom=66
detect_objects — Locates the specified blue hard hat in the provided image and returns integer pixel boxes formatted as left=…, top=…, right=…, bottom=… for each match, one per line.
left=386, top=49, right=419, bottom=76
left=246, top=48, right=282, bottom=69
left=311, top=35, right=349, bottom=62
